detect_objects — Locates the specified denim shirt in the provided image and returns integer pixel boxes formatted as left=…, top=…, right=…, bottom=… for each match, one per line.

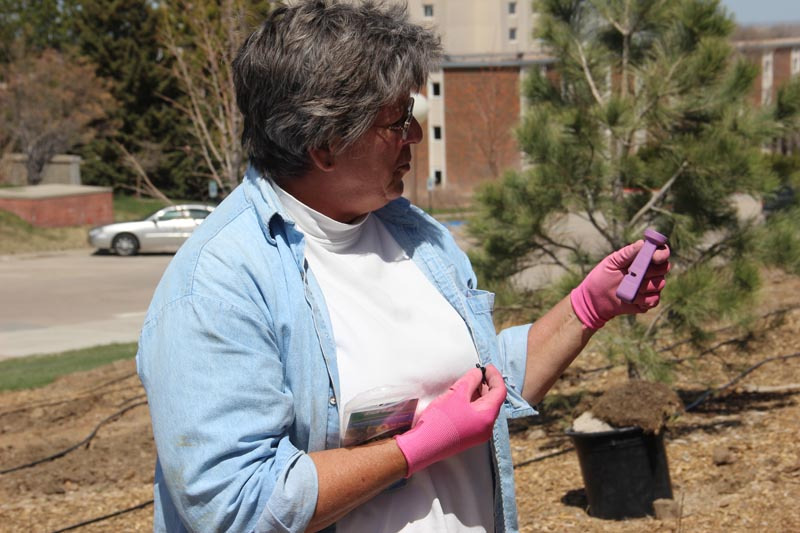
left=137, top=167, right=536, bottom=533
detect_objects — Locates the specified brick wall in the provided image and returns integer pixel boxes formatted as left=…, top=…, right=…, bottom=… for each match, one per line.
left=743, top=49, right=764, bottom=106
left=440, top=66, right=522, bottom=206
left=739, top=45, right=798, bottom=107
left=0, top=190, right=113, bottom=227
left=406, top=85, right=431, bottom=206
left=773, top=48, right=793, bottom=101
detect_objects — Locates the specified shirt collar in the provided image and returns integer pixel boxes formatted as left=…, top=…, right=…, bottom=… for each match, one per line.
left=243, top=164, right=295, bottom=245
left=243, top=164, right=418, bottom=243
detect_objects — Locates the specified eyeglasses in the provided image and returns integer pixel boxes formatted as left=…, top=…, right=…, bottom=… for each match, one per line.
left=383, top=97, right=415, bottom=141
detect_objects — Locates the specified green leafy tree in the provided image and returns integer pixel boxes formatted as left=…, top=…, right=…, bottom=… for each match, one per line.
left=0, top=49, right=115, bottom=184
left=469, top=0, right=800, bottom=379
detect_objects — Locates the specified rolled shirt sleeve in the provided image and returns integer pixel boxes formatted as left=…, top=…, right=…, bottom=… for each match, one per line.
left=496, top=324, right=531, bottom=395
left=496, top=324, right=537, bottom=418
left=137, top=294, right=318, bottom=532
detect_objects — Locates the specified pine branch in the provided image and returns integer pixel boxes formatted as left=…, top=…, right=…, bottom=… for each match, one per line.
left=596, top=10, right=625, bottom=35
left=628, top=160, right=687, bottom=228
left=539, top=232, right=583, bottom=256
left=658, top=305, right=800, bottom=353
left=620, top=3, right=631, bottom=99
left=643, top=301, right=673, bottom=340
left=631, top=57, right=685, bottom=135
left=534, top=238, right=575, bottom=273
left=684, top=238, right=730, bottom=273
left=577, top=191, right=616, bottom=248
left=573, top=37, right=604, bottom=106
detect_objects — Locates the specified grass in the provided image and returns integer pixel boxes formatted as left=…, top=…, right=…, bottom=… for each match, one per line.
left=0, top=210, right=91, bottom=255
left=113, top=195, right=172, bottom=222
left=0, top=342, right=138, bottom=392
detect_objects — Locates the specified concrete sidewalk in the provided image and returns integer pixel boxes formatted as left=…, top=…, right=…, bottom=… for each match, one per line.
left=0, top=312, right=145, bottom=360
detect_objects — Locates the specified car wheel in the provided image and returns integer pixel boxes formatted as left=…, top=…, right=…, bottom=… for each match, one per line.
left=112, top=233, right=140, bottom=256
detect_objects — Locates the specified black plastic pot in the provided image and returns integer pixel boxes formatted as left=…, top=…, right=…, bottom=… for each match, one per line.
left=566, top=426, right=672, bottom=519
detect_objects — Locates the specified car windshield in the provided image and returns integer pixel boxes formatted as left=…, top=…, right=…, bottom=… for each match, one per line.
left=189, top=209, right=211, bottom=219
left=157, top=209, right=187, bottom=221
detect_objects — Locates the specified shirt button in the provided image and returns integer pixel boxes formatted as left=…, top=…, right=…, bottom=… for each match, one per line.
left=329, top=396, right=337, bottom=406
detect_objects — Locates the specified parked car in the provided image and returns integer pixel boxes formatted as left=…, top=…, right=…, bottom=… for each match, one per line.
left=88, top=204, right=215, bottom=256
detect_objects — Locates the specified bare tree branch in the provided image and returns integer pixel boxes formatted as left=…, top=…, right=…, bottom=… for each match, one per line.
left=114, top=141, right=173, bottom=205
left=160, top=0, right=249, bottom=194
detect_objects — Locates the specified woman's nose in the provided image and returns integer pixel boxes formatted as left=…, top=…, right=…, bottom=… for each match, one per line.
left=404, top=117, right=423, bottom=145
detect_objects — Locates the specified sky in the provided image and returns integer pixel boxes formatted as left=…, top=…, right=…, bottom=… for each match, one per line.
left=720, top=0, right=800, bottom=25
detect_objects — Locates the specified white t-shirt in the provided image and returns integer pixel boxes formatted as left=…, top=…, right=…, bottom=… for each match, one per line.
left=271, top=181, right=495, bottom=532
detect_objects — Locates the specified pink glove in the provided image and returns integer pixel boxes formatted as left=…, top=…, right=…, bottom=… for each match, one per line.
left=394, top=365, right=507, bottom=477
left=570, top=240, right=670, bottom=330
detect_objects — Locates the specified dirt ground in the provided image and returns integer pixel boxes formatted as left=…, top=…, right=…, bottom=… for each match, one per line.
left=0, top=270, right=798, bottom=532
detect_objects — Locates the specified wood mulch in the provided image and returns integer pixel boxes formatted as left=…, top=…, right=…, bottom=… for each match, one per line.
left=0, top=270, right=798, bottom=532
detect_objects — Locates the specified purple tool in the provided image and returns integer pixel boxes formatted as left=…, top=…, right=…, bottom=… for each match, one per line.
left=615, top=228, right=668, bottom=303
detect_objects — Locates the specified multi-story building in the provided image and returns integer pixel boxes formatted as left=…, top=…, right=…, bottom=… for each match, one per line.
left=402, top=2, right=800, bottom=207
left=402, top=0, right=553, bottom=207
left=734, top=35, right=800, bottom=153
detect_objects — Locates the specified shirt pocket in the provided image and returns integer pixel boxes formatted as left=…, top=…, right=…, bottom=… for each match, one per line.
left=465, top=288, right=495, bottom=316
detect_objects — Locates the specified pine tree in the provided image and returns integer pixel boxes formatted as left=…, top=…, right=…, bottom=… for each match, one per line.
left=469, top=0, right=800, bottom=379
left=69, top=0, right=203, bottom=199
left=0, top=0, right=71, bottom=63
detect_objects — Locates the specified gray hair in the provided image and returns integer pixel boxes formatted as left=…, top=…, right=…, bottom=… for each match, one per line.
left=233, top=0, right=442, bottom=179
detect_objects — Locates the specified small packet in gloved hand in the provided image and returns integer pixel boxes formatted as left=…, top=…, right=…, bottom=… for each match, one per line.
left=341, top=387, right=419, bottom=447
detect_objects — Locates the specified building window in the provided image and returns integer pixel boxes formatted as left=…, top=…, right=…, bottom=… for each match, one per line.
left=509, top=27, right=517, bottom=42
left=432, top=126, right=442, bottom=140
left=508, top=2, right=516, bottom=15
left=423, top=4, right=433, bottom=17
left=434, top=170, right=442, bottom=185
left=792, top=48, right=800, bottom=76
left=431, top=81, right=441, bottom=97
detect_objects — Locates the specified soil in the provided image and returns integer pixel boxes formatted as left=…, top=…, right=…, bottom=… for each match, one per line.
left=0, top=269, right=798, bottom=532
left=589, top=380, right=683, bottom=434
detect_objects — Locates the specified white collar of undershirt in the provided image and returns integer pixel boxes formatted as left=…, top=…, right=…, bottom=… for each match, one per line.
left=268, top=178, right=369, bottom=251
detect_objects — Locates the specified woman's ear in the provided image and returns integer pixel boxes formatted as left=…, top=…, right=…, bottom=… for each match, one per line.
left=308, top=145, right=335, bottom=172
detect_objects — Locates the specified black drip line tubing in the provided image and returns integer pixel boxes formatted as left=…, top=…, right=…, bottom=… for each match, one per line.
left=0, top=371, right=139, bottom=418
left=4, top=338, right=798, bottom=528
left=684, top=351, right=800, bottom=411
left=49, top=499, right=154, bottom=533
left=0, top=400, right=147, bottom=475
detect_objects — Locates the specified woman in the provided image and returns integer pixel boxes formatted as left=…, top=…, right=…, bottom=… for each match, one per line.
left=137, top=1, right=670, bottom=532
